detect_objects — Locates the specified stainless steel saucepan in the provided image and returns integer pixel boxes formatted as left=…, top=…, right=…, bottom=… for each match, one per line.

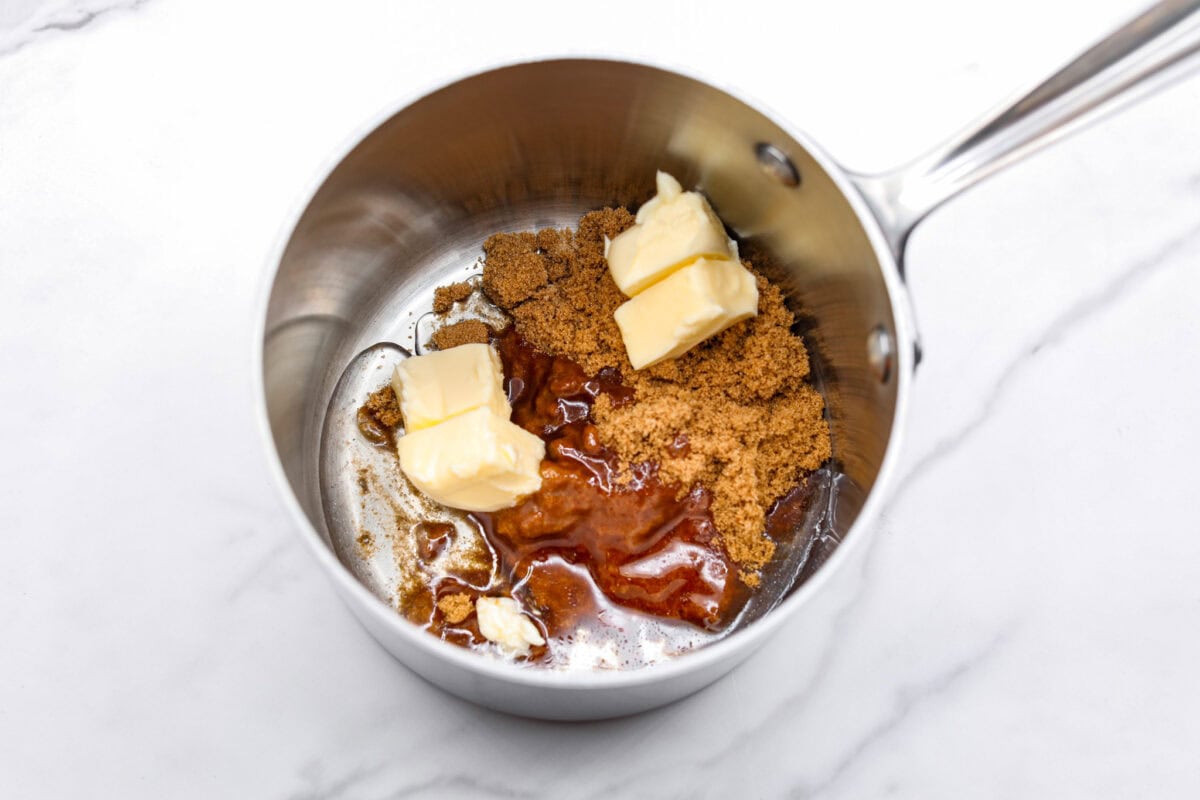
left=258, top=1, right=1200, bottom=719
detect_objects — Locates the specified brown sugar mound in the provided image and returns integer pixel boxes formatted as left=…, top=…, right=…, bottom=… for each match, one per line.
left=433, top=281, right=474, bottom=314
left=430, top=319, right=490, bottom=350
left=482, top=209, right=635, bottom=376
left=363, top=385, right=403, bottom=428
left=480, top=209, right=831, bottom=575
left=593, top=276, right=831, bottom=570
left=438, top=593, right=473, bottom=624
left=481, top=232, right=550, bottom=307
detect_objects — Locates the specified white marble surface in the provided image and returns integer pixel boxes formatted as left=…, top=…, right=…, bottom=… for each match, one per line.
left=3, top=0, right=1200, bottom=796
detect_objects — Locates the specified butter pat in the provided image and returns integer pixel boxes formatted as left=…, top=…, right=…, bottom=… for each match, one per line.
left=476, top=596, right=545, bottom=655
left=613, top=257, right=758, bottom=370
left=396, top=406, right=544, bottom=512
left=391, top=342, right=509, bottom=431
left=606, top=171, right=736, bottom=297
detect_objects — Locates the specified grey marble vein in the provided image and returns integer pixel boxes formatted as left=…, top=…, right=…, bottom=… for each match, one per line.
left=385, top=774, right=540, bottom=799
left=0, top=0, right=149, bottom=58
left=282, top=712, right=523, bottom=800
left=290, top=761, right=389, bottom=800
left=889, top=216, right=1200, bottom=507
left=789, top=625, right=1017, bottom=799
left=289, top=765, right=540, bottom=800
left=223, top=534, right=296, bottom=603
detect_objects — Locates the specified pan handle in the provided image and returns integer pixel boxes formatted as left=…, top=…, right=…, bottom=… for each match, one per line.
left=850, top=0, right=1200, bottom=266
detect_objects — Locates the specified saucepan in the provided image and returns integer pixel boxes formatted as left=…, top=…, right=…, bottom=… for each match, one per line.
left=258, top=1, right=1200, bottom=719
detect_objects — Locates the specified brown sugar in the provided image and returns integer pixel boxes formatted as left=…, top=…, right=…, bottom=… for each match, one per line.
left=594, top=275, right=831, bottom=570
left=363, top=385, right=403, bottom=428
left=480, top=209, right=831, bottom=574
left=481, top=232, right=550, bottom=307
left=438, top=593, right=474, bottom=624
left=430, top=319, right=490, bottom=350
left=433, top=281, right=474, bottom=314
left=357, top=384, right=404, bottom=448
left=482, top=209, right=635, bottom=376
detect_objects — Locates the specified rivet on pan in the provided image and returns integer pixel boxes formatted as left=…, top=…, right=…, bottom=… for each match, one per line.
left=755, top=143, right=801, bottom=187
left=867, top=325, right=893, bottom=383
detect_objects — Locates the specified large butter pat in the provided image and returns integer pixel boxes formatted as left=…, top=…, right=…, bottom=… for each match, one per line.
left=605, top=171, right=736, bottom=297
left=613, top=257, right=759, bottom=370
left=396, top=406, right=545, bottom=512
left=391, top=342, right=509, bottom=431
left=476, top=596, right=545, bottom=655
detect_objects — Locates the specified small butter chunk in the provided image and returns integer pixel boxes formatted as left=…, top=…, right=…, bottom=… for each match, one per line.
left=396, top=406, right=544, bottom=512
left=605, top=171, right=736, bottom=297
left=391, top=342, right=509, bottom=431
left=614, top=257, right=758, bottom=370
left=476, top=596, right=545, bottom=655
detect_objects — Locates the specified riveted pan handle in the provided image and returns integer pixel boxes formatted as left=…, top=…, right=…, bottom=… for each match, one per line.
left=850, top=0, right=1200, bottom=267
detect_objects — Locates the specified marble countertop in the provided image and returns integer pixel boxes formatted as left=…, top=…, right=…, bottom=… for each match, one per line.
left=4, top=0, right=1199, bottom=796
